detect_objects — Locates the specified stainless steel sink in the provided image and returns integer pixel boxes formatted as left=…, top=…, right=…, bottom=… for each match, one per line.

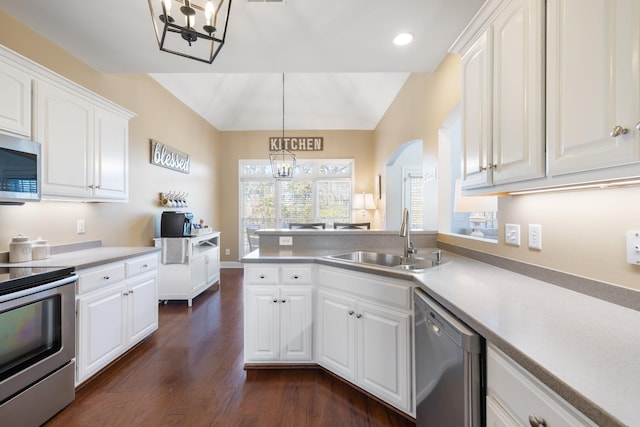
left=326, top=250, right=444, bottom=272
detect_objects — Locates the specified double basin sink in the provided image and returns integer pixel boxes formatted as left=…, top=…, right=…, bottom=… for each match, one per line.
left=326, top=250, right=445, bottom=273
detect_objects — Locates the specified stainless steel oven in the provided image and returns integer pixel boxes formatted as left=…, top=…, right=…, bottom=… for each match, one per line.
left=0, top=266, right=76, bottom=426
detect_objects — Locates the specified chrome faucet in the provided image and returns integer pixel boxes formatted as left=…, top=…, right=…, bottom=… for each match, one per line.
left=400, top=208, right=417, bottom=258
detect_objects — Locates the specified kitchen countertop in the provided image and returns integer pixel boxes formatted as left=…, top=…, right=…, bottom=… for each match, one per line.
left=243, top=249, right=639, bottom=427
left=0, top=246, right=160, bottom=270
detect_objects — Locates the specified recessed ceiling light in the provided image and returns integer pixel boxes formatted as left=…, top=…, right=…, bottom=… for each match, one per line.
left=393, top=32, right=414, bottom=46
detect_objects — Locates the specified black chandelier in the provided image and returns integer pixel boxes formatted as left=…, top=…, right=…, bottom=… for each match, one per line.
left=270, top=73, right=296, bottom=180
left=148, top=0, right=232, bottom=64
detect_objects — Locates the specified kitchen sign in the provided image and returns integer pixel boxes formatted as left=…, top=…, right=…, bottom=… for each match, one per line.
left=269, top=137, right=324, bottom=152
left=150, top=139, right=191, bottom=174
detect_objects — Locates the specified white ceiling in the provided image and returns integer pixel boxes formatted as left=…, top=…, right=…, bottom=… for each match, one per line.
left=0, top=0, right=484, bottom=131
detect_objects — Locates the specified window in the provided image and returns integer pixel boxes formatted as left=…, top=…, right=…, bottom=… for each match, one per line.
left=239, top=159, right=354, bottom=255
left=403, top=167, right=424, bottom=229
left=438, top=106, right=498, bottom=241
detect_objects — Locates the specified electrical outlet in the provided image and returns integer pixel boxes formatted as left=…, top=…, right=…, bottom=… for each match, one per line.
left=225, top=248, right=231, bottom=256
left=279, top=236, right=293, bottom=246
left=505, top=224, right=520, bottom=246
left=77, top=219, right=85, bottom=234
left=528, top=224, right=542, bottom=250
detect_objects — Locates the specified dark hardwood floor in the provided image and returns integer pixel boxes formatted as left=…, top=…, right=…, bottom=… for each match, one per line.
left=46, top=268, right=415, bottom=427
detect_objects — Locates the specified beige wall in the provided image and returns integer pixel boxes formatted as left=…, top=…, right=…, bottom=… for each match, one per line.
left=219, top=130, right=375, bottom=261
left=373, top=54, right=462, bottom=229
left=0, top=13, right=221, bottom=251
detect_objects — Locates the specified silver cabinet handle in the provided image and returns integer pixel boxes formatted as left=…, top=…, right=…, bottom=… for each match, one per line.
left=292, top=274, right=299, bottom=279
left=273, top=298, right=278, bottom=303
left=636, top=120, right=640, bottom=131
left=348, top=310, right=354, bottom=316
left=356, top=313, right=362, bottom=319
left=142, top=264, right=148, bottom=268
left=610, top=125, right=629, bottom=137
left=528, top=415, right=547, bottom=427
left=103, top=275, right=110, bottom=280
left=259, top=274, right=265, bottom=279
left=281, top=299, right=286, bottom=303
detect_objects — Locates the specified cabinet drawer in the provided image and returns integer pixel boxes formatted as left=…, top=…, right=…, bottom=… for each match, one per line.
left=244, top=266, right=279, bottom=285
left=487, top=345, right=596, bottom=427
left=77, top=263, right=125, bottom=294
left=125, top=255, right=158, bottom=278
left=281, top=267, right=312, bottom=285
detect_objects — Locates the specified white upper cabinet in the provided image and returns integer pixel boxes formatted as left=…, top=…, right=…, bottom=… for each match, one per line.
left=491, top=0, right=545, bottom=185
left=460, top=0, right=545, bottom=189
left=0, top=44, right=134, bottom=201
left=34, top=80, right=94, bottom=198
left=0, top=60, right=31, bottom=137
left=34, top=80, right=130, bottom=201
left=547, top=0, right=640, bottom=176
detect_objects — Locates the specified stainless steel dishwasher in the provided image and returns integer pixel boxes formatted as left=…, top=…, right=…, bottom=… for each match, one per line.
left=414, top=288, right=483, bottom=427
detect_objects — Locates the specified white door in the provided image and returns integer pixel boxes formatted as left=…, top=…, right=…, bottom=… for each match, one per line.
left=34, top=80, right=93, bottom=198
left=547, top=0, right=640, bottom=175
left=127, top=274, right=158, bottom=345
left=491, top=0, right=545, bottom=185
left=0, top=61, right=31, bottom=137
left=244, top=286, right=279, bottom=361
left=357, top=300, right=410, bottom=412
left=77, top=283, right=127, bottom=382
left=93, top=107, right=128, bottom=199
left=461, top=31, right=492, bottom=189
left=279, top=286, right=312, bottom=361
left=317, top=289, right=357, bottom=381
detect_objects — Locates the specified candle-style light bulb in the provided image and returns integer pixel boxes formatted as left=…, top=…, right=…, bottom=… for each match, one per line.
left=205, top=0, right=215, bottom=26
left=161, top=0, right=172, bottom=15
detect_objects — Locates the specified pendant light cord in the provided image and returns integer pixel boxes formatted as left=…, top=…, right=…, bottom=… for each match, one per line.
left=282, top=73, right=285, bottom=141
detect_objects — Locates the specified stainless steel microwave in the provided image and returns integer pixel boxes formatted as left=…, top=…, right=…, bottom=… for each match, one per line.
left=0, top=133, right=41, bottom=204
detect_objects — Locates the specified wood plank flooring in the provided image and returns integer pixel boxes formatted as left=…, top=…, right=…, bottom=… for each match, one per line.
left=46, top=268, right=415, bottom=427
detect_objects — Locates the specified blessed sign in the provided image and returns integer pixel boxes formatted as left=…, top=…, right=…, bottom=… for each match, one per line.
left=150, top=139, right=191, bottom=174
left=269, top=137, right=324, bottom=151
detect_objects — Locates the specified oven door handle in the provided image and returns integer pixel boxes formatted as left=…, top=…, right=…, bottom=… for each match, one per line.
left=0, top=274, right=77, bottom=303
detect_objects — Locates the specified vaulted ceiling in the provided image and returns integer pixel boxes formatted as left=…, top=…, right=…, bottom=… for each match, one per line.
left=0, top=0, right=484, bottom=130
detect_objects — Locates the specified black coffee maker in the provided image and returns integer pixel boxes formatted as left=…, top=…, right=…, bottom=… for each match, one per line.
left=160, top=211, right=193, bottom=237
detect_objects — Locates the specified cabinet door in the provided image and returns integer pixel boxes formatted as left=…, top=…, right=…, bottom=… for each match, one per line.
left=93, top=107, right=128, bottom=200
left=204, top=249, right=220, bottom=285
left=76, top=282, right=127, bottom=383
left=356, top=300, right=410, bottom=412
left=279, top=286, right=312, bottom=361
left=461, top=31, right=492, bottom=188
left=244, top=286, right=279, bottom=361
left=190, top=254, right=207, bottom=292
left=491, top=0, right=545, bottom=185
left=0, top=61, right=31, bottom=137
left=316, top=289, right=357, bottom=381
left=34, top=80, right=94, bottom=198
left=547, top=0, right=640, bottom=175
left=127, top=273, right=158, bottom=346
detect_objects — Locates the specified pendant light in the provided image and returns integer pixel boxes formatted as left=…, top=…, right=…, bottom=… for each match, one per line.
left=270, top=73, right=296, bottom=179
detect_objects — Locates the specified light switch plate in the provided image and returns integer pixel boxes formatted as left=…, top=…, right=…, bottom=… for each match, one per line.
left=505, top=224, right=520, bottom=246
left=626, top=231, right=640, bottom=265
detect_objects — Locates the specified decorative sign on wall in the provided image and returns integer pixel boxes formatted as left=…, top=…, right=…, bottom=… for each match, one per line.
left=269, top=137, right=324, bottom=152
left=150, top=139, right=191, bottom=174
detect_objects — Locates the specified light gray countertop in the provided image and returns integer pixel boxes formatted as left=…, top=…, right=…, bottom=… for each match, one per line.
left=243, top=249, right=639, bottom=427
left=0, top=246, right=160, bottom=270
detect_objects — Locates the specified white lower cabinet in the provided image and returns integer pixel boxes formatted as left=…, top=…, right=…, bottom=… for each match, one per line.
left=487, top=344, right=596, bottom=427
left=76, top=254, right=159, bottom=385
left=244, top=264, right=313, bottom=363
left=316, top=266, right=412, bottom=415
left=154, top=233, right=221, bottom=307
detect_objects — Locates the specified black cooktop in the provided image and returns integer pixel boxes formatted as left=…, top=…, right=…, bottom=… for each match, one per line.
left=0, top=266, right=75, bottom=297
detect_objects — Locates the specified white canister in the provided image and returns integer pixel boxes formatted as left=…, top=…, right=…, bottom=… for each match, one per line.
left=32, top=237, right=50, bottom=260
left=9, top=234, right=32, bottom=263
